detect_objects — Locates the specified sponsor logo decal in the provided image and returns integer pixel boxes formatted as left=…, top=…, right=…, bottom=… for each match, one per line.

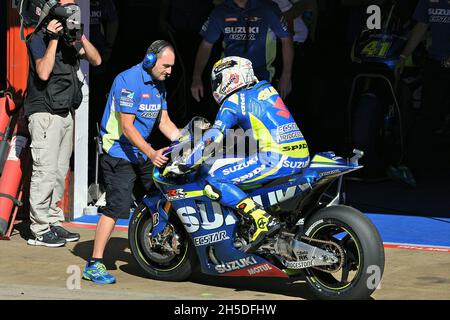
left=305, top=219, right=324, bottom=236
left=176, top=202, right=237, bottom=233
left=284, top=260, right=313, bottom=269
left=281, top=143, right=308, bottom=152
left=121, top=88, right=134, bottom=99
left=278, top=131, right=304, bottom=142
left=193, top=230, right=230, bottom=246
left=214, top=60, right=237, bottom=73
left=215, top=256, right=258, bottom=273
left=221, top=73, right=240, bottom=94
left=277, top=123, right=299, bottom=134
left=224, top=26, right=260, bottom=34
left=282, top=160, right=309, bottom=169
left=247, top=263, right=273, bottom=275
left=231, top=164, right=266, bottom=183
left=120, top=88, right=135, bottom=107
left=201, top=17, right=210, bottom=32
left=152, top=212, right=159, bottom=227
left=142, top=93, right=150, bottom=99
left=224, top=26, right=260, bottom=41
left=273, top=98, right=290, bottom=118
left=225, top=17, right=238, bottom=22
left=139, top=104, right=161, bottom=118
left=319, top=169, right=340, bottom=177
left=223, top=155, right=258, bottom=175
left=165, top=189, right=186, bottom=201
left=257, top=86, right=278, bottom=100
left=259, top=183, right=311, bottom=207
left=245, top=16, right=262, bottom=22
left=240, top=93, right=246, bottom=115
left=139, top=104, right=161, bottom=111
left=280, top=16, right=288, bottom=32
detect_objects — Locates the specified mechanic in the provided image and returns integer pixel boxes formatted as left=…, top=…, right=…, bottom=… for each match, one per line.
left=182, top=56, right=309, bottom=252
left=396, top=0, right=450, bottom=135
left=82, top=40, right=181, bottom=284
left=191, top=0, right=294, bottom=102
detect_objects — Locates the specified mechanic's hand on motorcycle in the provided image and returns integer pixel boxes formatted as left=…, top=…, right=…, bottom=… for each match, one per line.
left=149, top=147, right=169, bottom=168
left=46, top=19, right=63, bottom=39
left=278, top=73, right=292, bottom=99
left=191, top=77, right=204, bottom=102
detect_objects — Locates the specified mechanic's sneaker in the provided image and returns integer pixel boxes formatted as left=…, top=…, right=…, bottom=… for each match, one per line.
left=236, top=198, right=281, bottom=253
left=27, top=230, right=66, bottom=247
left=83, top=262, right=116, bottom=284
left=50, top=225, right=80, bottom=242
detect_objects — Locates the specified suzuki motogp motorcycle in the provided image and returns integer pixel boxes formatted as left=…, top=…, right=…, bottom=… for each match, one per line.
left=128, top=118, right=385, bottom=300
left=348, top=0, right=421, bottom=185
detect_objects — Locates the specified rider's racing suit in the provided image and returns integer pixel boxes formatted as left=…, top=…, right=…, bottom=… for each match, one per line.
left=185, top=80, right=310, bottom=208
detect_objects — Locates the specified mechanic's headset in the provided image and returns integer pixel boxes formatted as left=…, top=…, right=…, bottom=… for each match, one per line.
left=143, top=40, right=171, bottom=71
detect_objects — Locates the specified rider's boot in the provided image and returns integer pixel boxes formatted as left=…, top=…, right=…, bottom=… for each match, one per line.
left=235, top=198, right=281, bottom=253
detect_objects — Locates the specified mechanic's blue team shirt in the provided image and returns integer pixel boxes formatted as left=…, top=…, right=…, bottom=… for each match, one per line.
left=414, top=0, right=450, bottom=60
left=100, top=63, right=167, bottom=163
left=200, top=0, right=290, bottom=81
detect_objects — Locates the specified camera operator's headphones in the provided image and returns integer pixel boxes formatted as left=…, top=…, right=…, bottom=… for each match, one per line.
left=143, top=40, right=171, bottom=70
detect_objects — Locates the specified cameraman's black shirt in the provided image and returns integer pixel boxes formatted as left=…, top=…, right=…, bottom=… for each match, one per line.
left=24, top=29, right=82, bottom=118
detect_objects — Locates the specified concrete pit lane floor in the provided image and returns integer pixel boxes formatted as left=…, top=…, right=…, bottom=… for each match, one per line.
left=0, top=224, right=449, bottom=300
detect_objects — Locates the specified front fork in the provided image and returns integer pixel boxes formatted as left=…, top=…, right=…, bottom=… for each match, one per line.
left=141, top=195, right=172, bottom=238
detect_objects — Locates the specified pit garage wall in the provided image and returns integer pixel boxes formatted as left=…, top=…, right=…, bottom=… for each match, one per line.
left=73, top=0, right=90, bottom=219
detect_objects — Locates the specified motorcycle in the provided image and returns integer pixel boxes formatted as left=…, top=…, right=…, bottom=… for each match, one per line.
left=347, top=0, right=422, bottom=186
left=128, top=118, right=385, bottom=300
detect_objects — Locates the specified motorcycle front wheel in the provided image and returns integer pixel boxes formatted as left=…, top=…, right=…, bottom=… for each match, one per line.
left=302, top=205, right=385, bottom=300
left=128, top=203, right=197, bottom=281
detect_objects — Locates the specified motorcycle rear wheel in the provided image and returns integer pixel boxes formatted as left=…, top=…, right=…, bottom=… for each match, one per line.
left=128, top=203, right=197, bottom=281
left=302, top=205, right=385, bottom=300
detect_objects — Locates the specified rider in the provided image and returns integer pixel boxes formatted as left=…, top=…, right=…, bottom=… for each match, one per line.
left=181, top=56, right=310, bottom=252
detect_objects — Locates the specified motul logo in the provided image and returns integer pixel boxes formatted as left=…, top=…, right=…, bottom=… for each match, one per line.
left=247, top=263, right=273, bottom=275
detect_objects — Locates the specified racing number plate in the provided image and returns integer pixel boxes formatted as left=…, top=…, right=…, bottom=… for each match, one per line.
left=361, top=40, right=392, bottom=58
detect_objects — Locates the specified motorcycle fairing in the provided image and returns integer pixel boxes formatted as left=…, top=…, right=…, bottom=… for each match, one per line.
left=147, top=151, right=361, bottom=277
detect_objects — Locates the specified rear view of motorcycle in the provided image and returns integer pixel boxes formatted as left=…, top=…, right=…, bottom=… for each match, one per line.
left=128, top=118, right=385, bottom=300
left=347, top=0, right=424, bottom=186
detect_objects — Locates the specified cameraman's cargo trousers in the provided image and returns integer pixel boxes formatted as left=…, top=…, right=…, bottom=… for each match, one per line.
left=28, top=112, right=73, bottom=237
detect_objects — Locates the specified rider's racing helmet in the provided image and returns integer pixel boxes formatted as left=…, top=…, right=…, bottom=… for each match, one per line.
left=211, top=56, right=258, bottom=105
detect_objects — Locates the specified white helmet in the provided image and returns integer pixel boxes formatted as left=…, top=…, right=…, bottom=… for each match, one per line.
left=211, top=56, right=258, bottom=105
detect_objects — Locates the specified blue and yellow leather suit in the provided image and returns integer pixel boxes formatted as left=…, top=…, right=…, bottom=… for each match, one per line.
left=186, top=80, right=310, bottom=208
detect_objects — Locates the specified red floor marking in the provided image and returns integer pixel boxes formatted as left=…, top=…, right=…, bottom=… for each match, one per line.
left=384, top=243, right=450, bottom=253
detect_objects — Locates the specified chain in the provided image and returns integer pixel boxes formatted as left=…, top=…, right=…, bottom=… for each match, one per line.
left=300, top=236, right=345, bottom=273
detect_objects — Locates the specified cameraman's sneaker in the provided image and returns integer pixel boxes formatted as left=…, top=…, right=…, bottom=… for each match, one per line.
left=27, top=230, right=66, bottom=247
left=83, top=262, right=116, bottom=284
left=51, top=225, right=80, bottom=242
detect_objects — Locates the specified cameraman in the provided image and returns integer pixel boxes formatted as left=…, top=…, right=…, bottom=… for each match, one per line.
left=25, top=0, right=101, bottom=247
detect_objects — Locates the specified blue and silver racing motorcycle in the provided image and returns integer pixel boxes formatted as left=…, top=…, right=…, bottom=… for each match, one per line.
left=128, top=118, right=385, bottom=300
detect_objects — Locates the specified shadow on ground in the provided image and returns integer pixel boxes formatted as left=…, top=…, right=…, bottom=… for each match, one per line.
left=71, top=237, right=318, bottom=299
left=12, top=220, right=32, bottom=241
